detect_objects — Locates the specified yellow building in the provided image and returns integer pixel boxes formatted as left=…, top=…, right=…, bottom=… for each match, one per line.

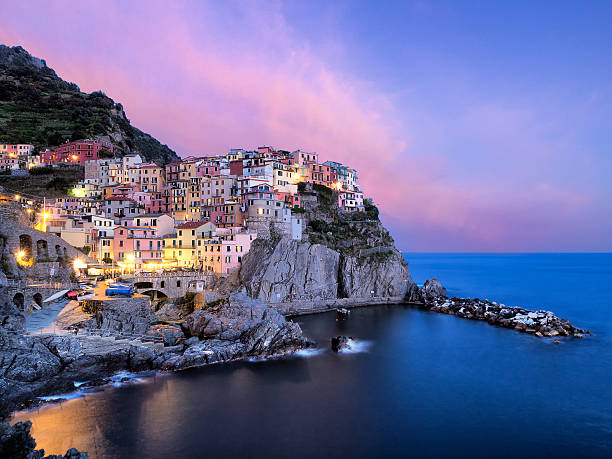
left=163, top=221, right=216, bottom=266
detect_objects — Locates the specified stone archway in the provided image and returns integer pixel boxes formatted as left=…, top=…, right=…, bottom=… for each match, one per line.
left=19, top=234, right=32, bottom=258
left=36, top=240, right=49, bottom=259
left=13, top=292, right=24, bottom=310
left=141, top=290, right=168, bottom=300
left=33, top=293, right=43, bottom=308
left=134, top=281, right=154, bottom=289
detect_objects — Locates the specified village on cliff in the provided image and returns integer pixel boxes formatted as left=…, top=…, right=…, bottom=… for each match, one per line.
left=1, top=139, right=365, bottom=276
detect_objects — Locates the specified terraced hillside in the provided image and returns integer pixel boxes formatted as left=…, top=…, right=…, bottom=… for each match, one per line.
left=0, top=45, right=180, bottom=165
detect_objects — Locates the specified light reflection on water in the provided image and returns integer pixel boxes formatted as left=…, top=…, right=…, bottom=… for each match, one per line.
left=12, top=254, right=612, bottom=458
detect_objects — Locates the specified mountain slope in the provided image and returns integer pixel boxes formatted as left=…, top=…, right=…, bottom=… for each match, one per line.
left=0, top=45, right=180, bottom=165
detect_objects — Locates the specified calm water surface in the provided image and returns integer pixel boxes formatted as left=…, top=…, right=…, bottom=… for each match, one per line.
left=15, top=253, right=612, bottom=458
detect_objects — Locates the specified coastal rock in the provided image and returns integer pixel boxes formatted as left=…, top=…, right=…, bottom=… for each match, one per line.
left=0, top=418, right=89, bottom=458
left=426, top=296, right=589, bottom=338
left=331, top=336, right=351, bottom=352
left=241, top=238, right=340, bottom=303
left=147, top=324, right=185, bottom=346
left=338, top=251, right=410, bottom=298
left=420, top=278, right=447, bottom=302
left=181, top=293, right=311, bottom=356
left=0, top=300, right=26, bottom=332
left=182, top=311, right=222, bottom=339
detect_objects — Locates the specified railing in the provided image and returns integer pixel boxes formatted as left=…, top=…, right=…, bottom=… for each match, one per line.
left=3, top=279, right=80, bottom=289
left=124, top=272, right=212, bottom=279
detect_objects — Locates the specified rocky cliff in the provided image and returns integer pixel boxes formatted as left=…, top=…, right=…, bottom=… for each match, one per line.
left=240, top=183, right=414, bottom=304
left=0, top=45, right=179, bottom=165
left=0, top=291, right=310, bottom=411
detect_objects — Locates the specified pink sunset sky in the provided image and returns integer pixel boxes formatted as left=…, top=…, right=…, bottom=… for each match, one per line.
left=1, top=1, right=610, bottom=252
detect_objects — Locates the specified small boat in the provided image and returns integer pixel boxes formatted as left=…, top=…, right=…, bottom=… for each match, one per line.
left=77, top=292, right=95, bottom=301
left=67, top=290, right=80, bottom=300
left=43, top=289, right=70, bottom=303
left=336, top=307, right=350, bottom=321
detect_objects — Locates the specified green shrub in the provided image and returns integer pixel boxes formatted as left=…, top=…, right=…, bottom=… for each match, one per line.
left=30, top=166, right=54, bottom=175
left=364, top=198, right=379, bottom=220
left=308, top=219, right=330, bottom=233
left=81, top=299, right=103, bottom=314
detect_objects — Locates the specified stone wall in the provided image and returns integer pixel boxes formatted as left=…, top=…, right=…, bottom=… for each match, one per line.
left=126, top=273, right=214, bottom=299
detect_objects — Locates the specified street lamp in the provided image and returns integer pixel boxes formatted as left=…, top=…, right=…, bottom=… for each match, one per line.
left=126, top=253, right=135, bottom=273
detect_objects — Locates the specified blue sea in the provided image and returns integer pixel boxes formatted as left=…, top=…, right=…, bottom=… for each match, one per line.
left=15, top=253, right=612, bottom=458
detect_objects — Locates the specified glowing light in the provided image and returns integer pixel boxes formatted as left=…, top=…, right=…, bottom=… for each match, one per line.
left=71, top=155, right=78, bottom=161
left=126, top=254, right=135, bottom=262
left=26, top=209, right=33, bottom=214
left=73, top=258, right=87, bottom=270
left=14, top=194, right=20, bottom=201
left=15, top=250, right=34, bottom=267
left=72, top=187, right=86, bottom=198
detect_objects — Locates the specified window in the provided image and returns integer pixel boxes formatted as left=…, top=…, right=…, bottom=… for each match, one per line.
left=177, top=280, right=181, bottom=287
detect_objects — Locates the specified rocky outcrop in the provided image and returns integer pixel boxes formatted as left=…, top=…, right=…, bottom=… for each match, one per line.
left=419, top=278, right=447, bottom=303
left=146, top=324, right=185, bottom=346
left=241, top=236, right=415, bottom=303
left=55, top=297, right=151, bottom=335
left=0, top=293, right=310, bottom=411
left=414, top=278, right=588, bottom=338
left=0, top=300, right=26, bottom=332
left=338, top=251, right=410, bottom=298
left=331, top=336, right=351, bottom=352
left=427, top=296, right=589, bottom=338
left=241, top=239, right=340, bottom=302
left=240, top=183, right=417, bottom=305
left=170, top=293, right=311, bottom=368
left=0, top=418, right=89, bottom=458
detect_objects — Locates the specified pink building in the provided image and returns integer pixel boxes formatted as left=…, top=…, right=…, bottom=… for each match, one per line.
left=113, top=226, right=164, bottom=269
left=196, top=160, right=221, bottom=177
left=40, top=139, right=114, bottom=164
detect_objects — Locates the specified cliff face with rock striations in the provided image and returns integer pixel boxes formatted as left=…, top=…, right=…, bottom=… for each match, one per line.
left=240, top=183, right=414, bottom=304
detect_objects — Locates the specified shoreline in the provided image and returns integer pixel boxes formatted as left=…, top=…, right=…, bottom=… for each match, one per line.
left=8, top=295, right=589, bottom=418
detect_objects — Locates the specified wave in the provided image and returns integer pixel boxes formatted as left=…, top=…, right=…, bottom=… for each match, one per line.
left=338, top=339, right=372, bottom=354
left=295, top=348, right=325, bottom=358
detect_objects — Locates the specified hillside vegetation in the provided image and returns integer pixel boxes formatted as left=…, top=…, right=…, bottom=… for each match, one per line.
left=0, top=45, right=179, bottom=165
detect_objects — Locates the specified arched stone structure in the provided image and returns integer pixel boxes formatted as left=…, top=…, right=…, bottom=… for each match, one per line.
left=33, top=292, right=43, bottom=308
left=36, top=239, right=49, bottom=259
left=19, top=234, right=32, bottom=258
left=141, top=289, right=168, bottom=300
left=134, top=281, right=154, bottom=289
left=13, top=292, right=24, bottom=310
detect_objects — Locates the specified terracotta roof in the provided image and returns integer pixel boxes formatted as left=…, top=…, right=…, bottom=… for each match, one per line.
left=176, top=221, right=209, bottom=229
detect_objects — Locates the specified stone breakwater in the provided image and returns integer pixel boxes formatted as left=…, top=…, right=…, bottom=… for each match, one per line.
left=425, top=296, right=589, bottom=338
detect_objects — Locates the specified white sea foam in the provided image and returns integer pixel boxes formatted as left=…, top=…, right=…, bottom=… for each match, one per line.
left=38, top=391, right=86, bottom=402
left=338, top=339, right=372, bottom=354
left=295, top=348, right=325, bottom=358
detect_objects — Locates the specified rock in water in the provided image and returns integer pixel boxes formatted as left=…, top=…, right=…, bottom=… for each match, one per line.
left=0, top=418, right=89, bottom=458
left=331, top=336, right=351, bottom=352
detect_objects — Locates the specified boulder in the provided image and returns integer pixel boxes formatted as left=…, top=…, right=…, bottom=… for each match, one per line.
left=0, top=300, right=26, bottom=332
left=420, top=278, right=447, bottom=303
left=182, top=310, right=222, bottom=339
left=331, top=336, right=351, bottom=352
left=147, top=324, right=185, bottom=346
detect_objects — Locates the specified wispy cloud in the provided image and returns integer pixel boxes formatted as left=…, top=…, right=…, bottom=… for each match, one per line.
left=0, top=0, right=609, bottom=251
